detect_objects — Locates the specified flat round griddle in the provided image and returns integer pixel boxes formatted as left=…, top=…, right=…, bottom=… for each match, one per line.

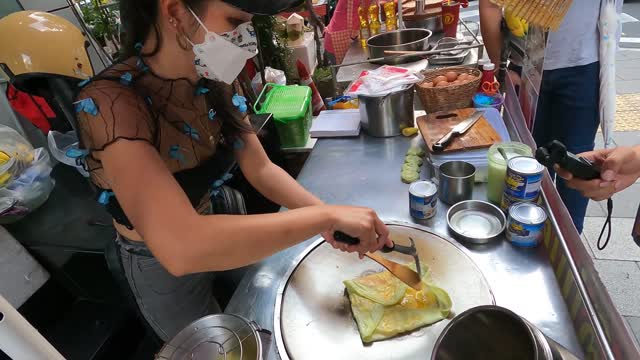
left=274, top=223, right=495, bottom=360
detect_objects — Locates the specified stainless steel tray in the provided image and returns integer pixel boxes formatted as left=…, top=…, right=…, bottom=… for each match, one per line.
left=274, top=222, right=495, bottom=360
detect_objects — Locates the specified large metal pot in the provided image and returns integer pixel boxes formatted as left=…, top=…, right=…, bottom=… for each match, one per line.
left=156, top=314, right=267, bottom=360
left=367, top=29, right=432, bottom=65
left=432, top=306, right=580, bottom=360
left=358, top=85, right=414, bottom=137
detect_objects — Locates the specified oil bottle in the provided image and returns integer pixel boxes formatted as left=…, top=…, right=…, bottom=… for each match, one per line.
left=358, top=3, right=370, bottom=49
left=383, top=1, right=397, bottom=31
left=368, top=3, right=381, bottom=36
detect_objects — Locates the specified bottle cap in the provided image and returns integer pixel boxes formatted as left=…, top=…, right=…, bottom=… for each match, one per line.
left=477, top=58, right=489, bottom=67
left=483, top=63, right=496, bottom=71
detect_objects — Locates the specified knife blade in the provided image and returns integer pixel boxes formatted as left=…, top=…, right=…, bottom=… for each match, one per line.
left=432, top=110, right=484, bottom=152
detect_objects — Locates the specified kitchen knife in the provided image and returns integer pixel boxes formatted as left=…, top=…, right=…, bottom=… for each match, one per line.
left=432, top=110, right=484, bottom=152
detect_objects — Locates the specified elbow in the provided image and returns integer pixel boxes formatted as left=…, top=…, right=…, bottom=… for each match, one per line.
left=142, top=216, right=202, bottom=277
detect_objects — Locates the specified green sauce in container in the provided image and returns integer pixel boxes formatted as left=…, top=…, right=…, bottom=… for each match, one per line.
left=486, top=142, right=532, bottom=205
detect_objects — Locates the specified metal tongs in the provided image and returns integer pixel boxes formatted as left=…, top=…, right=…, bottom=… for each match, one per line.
left=333, top=232, right=423, bottom=289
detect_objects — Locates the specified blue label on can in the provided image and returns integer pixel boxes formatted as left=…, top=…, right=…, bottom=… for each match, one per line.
left=409, top=192, right=437, bottom=219
left=506, top=217, right=544, bottom=247
left=504, top=169, right=542, bottom=200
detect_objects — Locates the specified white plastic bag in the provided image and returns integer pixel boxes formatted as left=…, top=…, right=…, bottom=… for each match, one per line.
left=252, top=67, right=287, bottom=94
left=345, top=65, right=424, bottom=97
left=0, top=125, right=54, bottom=223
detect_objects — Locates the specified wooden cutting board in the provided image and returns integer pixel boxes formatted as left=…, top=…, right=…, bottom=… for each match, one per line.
left=417, top=108, right=502, bottom=153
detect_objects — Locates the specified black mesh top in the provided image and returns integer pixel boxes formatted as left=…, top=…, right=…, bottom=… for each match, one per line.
left=75, top=53, right=247, bottom=229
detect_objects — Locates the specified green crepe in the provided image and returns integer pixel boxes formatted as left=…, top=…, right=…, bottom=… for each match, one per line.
left=343, top=264, right=452, bottom=343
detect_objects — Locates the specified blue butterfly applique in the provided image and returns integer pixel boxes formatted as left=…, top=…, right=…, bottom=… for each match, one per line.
left=183, top=123, right=201, bottom=141
left=65, top=148, right=88, bottom=159
left=208, top=109, right=217, bottom=121
left=120, top=72, right=133, bottom=86
left=98, top=190, right=115, bottom=205
left=169, top=145, right=186, bottom=163
left=136, top=57, right=149, bottom=71
left=74, top=98, right=98, bottom=116
left=195, top=86, right=210, bottom=95
left=232, top=94, right=248, bottom=114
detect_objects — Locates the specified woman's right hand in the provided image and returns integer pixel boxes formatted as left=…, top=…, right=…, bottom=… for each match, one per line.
left=556, top=146, right=640, bottom=201
left=322, top=206, right=391, bottom=259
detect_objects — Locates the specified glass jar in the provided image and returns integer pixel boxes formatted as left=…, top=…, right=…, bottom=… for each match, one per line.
left=486, top=142, right=532, bottom=205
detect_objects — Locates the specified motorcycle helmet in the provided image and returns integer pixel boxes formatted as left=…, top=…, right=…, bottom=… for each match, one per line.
left=0, top=11, right=93, bottom=93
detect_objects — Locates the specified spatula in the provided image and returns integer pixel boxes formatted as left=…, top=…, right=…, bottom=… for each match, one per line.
left=332, top=232, right=423, bottom=290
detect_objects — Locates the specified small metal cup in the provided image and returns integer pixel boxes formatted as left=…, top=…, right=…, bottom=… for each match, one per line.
left=438, top=161, right=475, bottom=205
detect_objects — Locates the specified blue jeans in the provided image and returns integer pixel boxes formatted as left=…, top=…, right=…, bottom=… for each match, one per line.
left=533, top=62, right=600, bottom=234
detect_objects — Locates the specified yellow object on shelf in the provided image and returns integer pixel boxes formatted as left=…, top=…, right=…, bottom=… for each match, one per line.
left=358, top=5, right=370, bottom=49
left=402, top=127, right=419, bottom=137
left=383, top=2, right=397, bottom=31
left=368, top=4, right=381, bottom=36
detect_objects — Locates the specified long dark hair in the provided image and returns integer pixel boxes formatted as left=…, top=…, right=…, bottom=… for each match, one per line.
left=119, top=0, right=253, bottom=139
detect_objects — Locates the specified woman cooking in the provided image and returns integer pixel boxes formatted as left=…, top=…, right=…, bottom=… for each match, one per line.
left=75, top=0, right=390, bottom=341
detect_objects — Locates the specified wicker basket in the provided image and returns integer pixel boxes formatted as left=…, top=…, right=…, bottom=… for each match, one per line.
left=416, top=67, right=482, bottom=113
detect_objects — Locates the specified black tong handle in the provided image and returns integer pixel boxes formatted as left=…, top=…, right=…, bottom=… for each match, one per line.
left=333, top=231, right=415, bottom=255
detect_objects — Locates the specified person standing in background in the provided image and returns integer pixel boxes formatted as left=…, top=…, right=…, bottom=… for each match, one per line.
left=323, top=0, right=361, bottom=64
left=532, top=0, right=622, bottom=234
left=480, top=0, right=622, bottom=233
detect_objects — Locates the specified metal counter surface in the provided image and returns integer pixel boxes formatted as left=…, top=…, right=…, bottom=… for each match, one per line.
left=226, top=136, right=584, bottom=359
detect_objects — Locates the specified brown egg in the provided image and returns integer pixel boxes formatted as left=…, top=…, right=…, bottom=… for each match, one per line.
left=422, top=81, right=434, bottom=88
left=457, top=73, right=468, bottom=81
left=451, top=80, right=462, bottom=86
left=436, top=80, right=450, bottom=87
left=445, top=71, right=459, bottom=82
left=433, top=75, right=448, bottom=84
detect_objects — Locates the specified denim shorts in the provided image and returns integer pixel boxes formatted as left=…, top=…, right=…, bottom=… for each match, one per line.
left=115, top=235, right=220, bottom=341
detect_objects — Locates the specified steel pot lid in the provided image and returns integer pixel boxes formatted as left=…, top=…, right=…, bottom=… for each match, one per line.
left=274, top=222, right=495, bottom=360
left=156, top=314, right=263, bottom=360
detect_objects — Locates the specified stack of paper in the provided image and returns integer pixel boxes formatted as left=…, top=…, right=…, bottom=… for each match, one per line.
left=310, top=109, right=361, bottom=138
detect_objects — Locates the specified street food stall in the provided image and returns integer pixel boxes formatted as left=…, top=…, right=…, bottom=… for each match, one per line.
left=2, top=0, right=640, bottom=359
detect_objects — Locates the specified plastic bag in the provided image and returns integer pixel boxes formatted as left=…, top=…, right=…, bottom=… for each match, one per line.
left=345, top=65, right=424, bottom=97
left=0, top=125, right=54, bottom=224
left=252, top=67, right=287, bottom=94
left=47, top=131, right=90, bottom=177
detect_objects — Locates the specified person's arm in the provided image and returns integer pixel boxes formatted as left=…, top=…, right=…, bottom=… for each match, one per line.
left=556, top=146, right=640, bottom=201
left=99, top=140, right=389, bottom=276
left=479, top=0, right=503, bottom=67
left=234, top=129, right=323, bottom=209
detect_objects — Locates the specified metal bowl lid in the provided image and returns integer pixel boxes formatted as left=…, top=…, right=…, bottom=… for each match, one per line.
left=509, top=203, right=547, bottom=225
left=156, top=314, right=261, bottom=360
left=409, top=180, right=437, bottom=196
left=507, top=156, right=544, bottom=175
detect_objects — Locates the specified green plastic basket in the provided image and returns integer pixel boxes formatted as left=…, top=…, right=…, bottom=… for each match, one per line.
left=254, top=84, right=312, bottom=148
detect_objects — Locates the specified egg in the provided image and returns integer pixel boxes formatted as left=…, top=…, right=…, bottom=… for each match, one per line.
left=451, top=80, right=462, bottom=86
left=433, top=75, right=448, bottom=84
left=445, top=71, right=459, bottom=82
left=457, top=73, right=468, bottom=81
left=436, top=81, right=449, bottom=87
left=422, top=81, right=434, bottom=88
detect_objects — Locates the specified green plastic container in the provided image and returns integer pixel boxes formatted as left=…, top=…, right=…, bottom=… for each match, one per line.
left=254, top=84, right=312, bottom=148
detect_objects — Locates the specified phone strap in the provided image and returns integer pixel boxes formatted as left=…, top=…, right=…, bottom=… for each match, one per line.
left=597, top=198, right=613, bottom=250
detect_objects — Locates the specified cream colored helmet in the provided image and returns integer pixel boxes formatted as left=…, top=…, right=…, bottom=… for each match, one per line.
left=0, top=11, right=93, bottom=92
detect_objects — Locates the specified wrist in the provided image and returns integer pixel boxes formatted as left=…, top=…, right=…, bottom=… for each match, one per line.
left=320, top=205, right=337, bottom=232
